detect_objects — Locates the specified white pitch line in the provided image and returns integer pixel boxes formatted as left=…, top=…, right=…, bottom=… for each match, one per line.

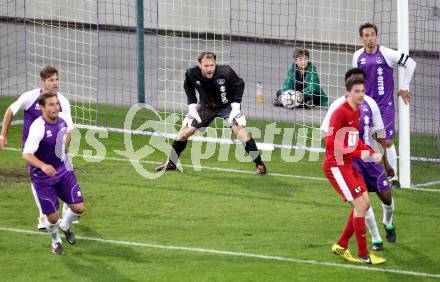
left=0, top=227, right=439, bottom=279
left=413, top=180, right=440, bottom=188
left=4, top=147, right=440, bottom=192
left=3, top=147, right=327, bottom=182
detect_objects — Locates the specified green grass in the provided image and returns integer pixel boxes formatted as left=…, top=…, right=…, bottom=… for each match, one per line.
left=0, top=97, right=440, bottom=281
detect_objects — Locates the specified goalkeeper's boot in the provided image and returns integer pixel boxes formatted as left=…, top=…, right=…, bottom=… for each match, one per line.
left=371, top=240, right=384, bottom=251
left=331, top=243, right=360, bottom=263
left=384, top=224, right=396, bottom=243
left=358, top=253, right=386, bottom=265
left=155, top=161, right=176, bottom=172
left=388, top=176, right=401, bottom=189
left=52, top=242, right=64, bottom=255
left=61, top=228, right=76, bottom=245
left=256, top=163, right=267, bottom=175
left=38, top=216, right=47, bottom=231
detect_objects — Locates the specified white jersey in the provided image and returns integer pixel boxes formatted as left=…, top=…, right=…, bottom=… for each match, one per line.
left=9, top=88, right=71, bottom=116
left=23, top=112, right=74, bottom=154
left=9, top=88, right=72, bottom=144
left=321, top=95, right=384, bottom=136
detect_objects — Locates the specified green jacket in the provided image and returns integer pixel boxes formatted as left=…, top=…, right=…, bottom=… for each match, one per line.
left=280, top=62, right=328, bottom=106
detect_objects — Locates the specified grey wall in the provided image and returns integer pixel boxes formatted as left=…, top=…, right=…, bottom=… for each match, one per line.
left=2, top=0, right=437, bottom=50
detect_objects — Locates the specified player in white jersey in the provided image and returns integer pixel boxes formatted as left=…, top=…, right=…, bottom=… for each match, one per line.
left=353, top=23, right=416, bottom=188
left=0, top=65, right=74, bottom=230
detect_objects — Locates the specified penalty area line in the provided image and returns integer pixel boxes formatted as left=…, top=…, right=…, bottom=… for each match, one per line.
left=0, top=227, right=439, bottom=279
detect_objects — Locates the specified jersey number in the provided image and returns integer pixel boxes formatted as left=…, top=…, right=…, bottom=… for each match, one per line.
left=347, top=132, right=358, bottom=147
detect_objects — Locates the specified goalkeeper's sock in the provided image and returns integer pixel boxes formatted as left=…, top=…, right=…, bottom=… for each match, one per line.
left=244, top=138, right=263, bottom=165
left=60, top=208, right=81, bottom=231
left=386, top=145, right=398, bottom=178
left=169, top=140, right=187, bottom=165
left=365, top=207, right=382, bottom=243
left=46, top=220, right=62, bottom=244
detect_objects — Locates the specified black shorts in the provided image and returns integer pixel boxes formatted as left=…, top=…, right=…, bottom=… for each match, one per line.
left=190, top=104, right=238, bottom=129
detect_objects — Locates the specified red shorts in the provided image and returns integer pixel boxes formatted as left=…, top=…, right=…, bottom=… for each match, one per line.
left=323, top=160, right=367, bottom=202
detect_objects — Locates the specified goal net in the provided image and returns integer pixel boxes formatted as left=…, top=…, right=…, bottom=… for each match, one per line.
left=0, top=0, right=438, bottom=164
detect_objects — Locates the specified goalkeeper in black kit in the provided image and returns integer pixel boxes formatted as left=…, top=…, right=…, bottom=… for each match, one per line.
left=156, top=51, right=267, bottom=175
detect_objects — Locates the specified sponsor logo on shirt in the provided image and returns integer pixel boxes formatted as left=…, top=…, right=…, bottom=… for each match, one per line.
left=34, top=104, right=40, bottom=110
left=363, top=115, right=370, bottom=146
left=354, top=186, right=362, bottom=194
left=377, top=67, right=385, bottom=96
left=46, top=130, right=52, bottom=138
left=376, top=56, right=384, bottom=64
left=360, top=57, right=366, bottom=65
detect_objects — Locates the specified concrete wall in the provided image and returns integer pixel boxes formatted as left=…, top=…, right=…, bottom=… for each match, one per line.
left=0, top=0, right=369, bottom=44
left=2, top=0, right=438, bottom=50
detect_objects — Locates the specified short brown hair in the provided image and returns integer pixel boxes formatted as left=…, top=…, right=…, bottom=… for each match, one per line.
left=359, top=23, right=378, bottom=37
left=344, top=68, right=365, bottom=82
left=38, top=91, right=58, bottom=106
left=198, top=51, right=216, bottom=63
left=40, top=65, right=58, bottom=81
left=294, top=49, right=309, bottom=59
left=345, top=76, right=364, bottom=92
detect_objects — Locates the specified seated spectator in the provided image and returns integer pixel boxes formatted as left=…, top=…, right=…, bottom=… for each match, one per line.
left=273, top=49, right=328, bottom=108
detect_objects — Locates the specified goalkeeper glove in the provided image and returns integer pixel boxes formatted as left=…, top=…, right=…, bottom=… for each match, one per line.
left=228, top=102, right=246, bottom=126
left=182, top=103, right=201, bottom=127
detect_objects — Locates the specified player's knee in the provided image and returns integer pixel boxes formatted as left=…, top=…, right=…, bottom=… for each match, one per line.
left=177, top=128, right=195, bottom=141
left=232, top=126, right=249, bottom=141
left=381, top=197, right=392, bottom=206
left=72, top=204, right=85, bottom=215
left=47, top=213, right=59, bottom=224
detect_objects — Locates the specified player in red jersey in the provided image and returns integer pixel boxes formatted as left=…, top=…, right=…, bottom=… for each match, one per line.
left=323, top=76, right=385, bottom=265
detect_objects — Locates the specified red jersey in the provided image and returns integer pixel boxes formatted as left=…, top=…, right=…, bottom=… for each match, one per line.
left=324, top=100, right=374, bottom=165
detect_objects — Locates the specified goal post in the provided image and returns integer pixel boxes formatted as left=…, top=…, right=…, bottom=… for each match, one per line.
left=397, top=0, right=411, bottom=187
